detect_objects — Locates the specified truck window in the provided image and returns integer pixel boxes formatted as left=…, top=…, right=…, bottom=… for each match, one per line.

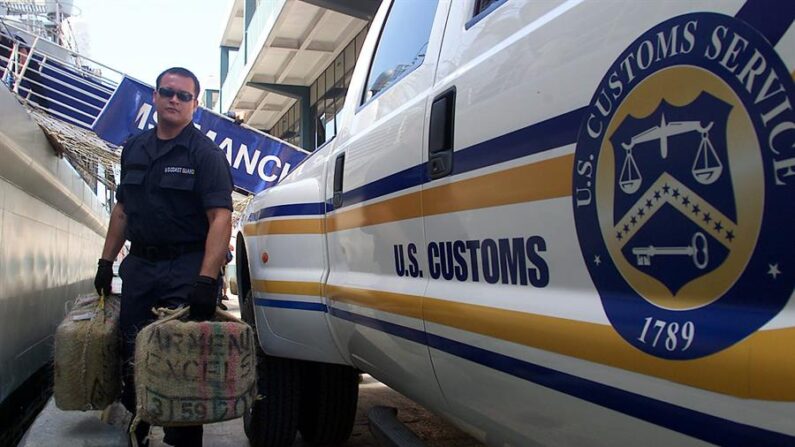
left=474, top=0, right=502, bottom=15
left=362, top=0, right=439, bottom=104
left=468, top=0, right=507, bottom=28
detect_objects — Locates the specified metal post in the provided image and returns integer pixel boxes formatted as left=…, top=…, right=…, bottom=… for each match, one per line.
left=243, top=0, right=256, bottom=65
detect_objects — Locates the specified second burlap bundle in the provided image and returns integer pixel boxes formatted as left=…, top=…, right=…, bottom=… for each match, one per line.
left=54, top=293, right=121, bottom=411
left=134, top=307, right=257, bottom=426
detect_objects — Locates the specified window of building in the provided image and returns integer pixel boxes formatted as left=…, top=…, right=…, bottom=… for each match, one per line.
left=310, top=26, right=368, bottom=148
left=268, top=26, right=369, bottom=150
left=271, top=101, right=301, bottom=147
left=362, top=0, right=439, bottom=104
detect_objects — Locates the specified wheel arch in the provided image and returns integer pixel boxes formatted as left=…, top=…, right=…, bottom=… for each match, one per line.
left=235, top=230, right=252, bottom=302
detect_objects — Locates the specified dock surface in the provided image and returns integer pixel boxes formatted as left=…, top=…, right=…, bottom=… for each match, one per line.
left=19, top=297, right=482, bottom=447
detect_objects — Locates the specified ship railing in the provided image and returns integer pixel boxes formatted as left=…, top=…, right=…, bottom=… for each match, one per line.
left=0, top=23, right=124, bottom=131
left=0, top=21, right=125, bottom=212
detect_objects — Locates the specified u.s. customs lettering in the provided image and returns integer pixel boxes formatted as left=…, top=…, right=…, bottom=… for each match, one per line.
left=393, top=236, right=549, bottom=287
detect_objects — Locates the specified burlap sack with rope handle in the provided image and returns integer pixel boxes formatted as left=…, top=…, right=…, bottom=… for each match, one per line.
left=133, top=306, right=257, bottom=427
left=53, top=293, right=121, bottom=411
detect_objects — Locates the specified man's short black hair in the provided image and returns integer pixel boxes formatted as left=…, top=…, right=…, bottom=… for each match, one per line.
left=156, top=67, right=200, bottom=97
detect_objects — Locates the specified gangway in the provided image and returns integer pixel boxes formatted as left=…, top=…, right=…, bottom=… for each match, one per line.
left=1, top=19, right=128, bottom=202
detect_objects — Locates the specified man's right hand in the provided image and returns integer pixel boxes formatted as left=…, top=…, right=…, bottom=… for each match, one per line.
left=94, top=258, right=114, bottom=296
left=189, top=275, right=218, bottom=321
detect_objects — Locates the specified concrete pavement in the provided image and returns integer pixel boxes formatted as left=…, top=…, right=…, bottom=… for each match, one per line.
left=20, top=295, right=482, bottom=447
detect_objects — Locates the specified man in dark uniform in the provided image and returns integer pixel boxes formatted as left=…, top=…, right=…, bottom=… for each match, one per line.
left=94, top=67, right=233, bottom=447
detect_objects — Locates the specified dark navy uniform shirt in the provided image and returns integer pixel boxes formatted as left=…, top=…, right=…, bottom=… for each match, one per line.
left=116, top=124, right=233, bottom=246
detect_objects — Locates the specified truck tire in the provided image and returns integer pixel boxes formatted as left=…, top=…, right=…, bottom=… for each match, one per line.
left=241, top=291, right=302, bottom=447
left=299, top=362, right=360, bottom=445
left=239, top=289, right=255, bottom=326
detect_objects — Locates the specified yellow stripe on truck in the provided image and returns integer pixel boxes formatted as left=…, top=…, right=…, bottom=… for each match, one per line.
left=326, top=191, right=423, bottom=233
left=326, top=284, right=424, bottom=320
left=255, top=279, right=795, bottom=401
left=252, top=280, right=322, bottom=296
left=422, top=295, right=795, bottom=401
left=422, top=154, right=574, bottom=216
left=244, top=218, right=324, bottom=236
left=248, top=154, right=575, bottom=235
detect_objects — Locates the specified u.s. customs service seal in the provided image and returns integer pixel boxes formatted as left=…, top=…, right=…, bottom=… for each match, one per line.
left=573, top=13, right=795, bottom=359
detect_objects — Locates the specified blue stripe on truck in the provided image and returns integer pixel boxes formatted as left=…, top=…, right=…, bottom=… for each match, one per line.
left=255, top=298, right=795, bottom=445
left=254, top=298, right=327, bottom=312
left=736, top=0, right=795, bottom=45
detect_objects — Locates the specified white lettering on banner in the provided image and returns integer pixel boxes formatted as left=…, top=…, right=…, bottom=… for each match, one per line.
left=234, top=144, right=261, bottom=174
left=205, top=131, right=293, bottom=184
left=258, top=155, right=281, bottom=182
left=136, top=103, right=155, bottom=130
left=215, top=136, right=235, bottom=164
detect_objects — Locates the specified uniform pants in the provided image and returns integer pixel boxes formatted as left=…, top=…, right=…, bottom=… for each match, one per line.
left=118, top=251, right=204, bottom=447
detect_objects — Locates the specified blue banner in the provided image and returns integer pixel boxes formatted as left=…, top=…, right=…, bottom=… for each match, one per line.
left=92, top=76, right=309, bottom=194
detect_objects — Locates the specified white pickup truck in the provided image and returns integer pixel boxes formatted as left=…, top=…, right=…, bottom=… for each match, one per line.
left=235, top=1, right=795, bottom=446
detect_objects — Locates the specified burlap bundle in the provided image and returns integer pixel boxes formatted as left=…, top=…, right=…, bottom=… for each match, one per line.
left=134, top=307, right=257, bottom=426
left=54, top=293, right=121, bottom=411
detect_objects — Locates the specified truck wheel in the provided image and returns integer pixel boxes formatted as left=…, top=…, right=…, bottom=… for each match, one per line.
left=239, top=289, right=255, bottom=326
left=241, top=291, right=302, bottom=447
left=299, top=362, right=360, bottom=445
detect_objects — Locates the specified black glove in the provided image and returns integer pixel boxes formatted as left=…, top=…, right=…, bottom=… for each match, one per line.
left=94, top=258, right=113, bottom=296
left=189, top=275, right=218, bottom=321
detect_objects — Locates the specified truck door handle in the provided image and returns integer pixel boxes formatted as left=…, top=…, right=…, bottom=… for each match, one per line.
left=333, top=153, right=345, bottom=208
left=428, top=87, right=456, bottom=180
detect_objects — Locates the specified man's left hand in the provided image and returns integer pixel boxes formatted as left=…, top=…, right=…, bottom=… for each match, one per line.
left=188, top=275, right=217, bottom=320
left=94, top=258, right=114, bottom=296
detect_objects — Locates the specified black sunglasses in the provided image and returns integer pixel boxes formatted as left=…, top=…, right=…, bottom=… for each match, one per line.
left=157, top=87, right=194, bottom=102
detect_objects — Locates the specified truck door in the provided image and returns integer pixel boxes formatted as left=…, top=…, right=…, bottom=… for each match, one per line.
left=323, top=0, right=451, bottom=409
left=421, top=1, right=591, bottom=444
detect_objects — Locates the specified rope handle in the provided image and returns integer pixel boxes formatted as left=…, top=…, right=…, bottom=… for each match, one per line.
left=78, top=292, right=108, bottom=409
left=128, top=413, right=149, bottom=447
left=92, top=292, right=107, bottom=325
left=149, top=305, right=245, bottom=324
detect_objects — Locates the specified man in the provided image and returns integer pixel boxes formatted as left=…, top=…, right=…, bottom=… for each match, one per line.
left=94, top=67, right=233, bottom=447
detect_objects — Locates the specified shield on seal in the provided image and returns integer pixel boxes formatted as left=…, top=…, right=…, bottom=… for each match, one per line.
left=608, top=93, right=734, bottom=296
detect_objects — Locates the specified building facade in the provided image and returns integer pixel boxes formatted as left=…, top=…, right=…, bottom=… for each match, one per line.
left=218, top=0, right=378, bottom=151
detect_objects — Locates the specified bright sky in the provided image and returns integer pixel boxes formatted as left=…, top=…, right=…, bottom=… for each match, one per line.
left=74, top=0, right=232, bottom=92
